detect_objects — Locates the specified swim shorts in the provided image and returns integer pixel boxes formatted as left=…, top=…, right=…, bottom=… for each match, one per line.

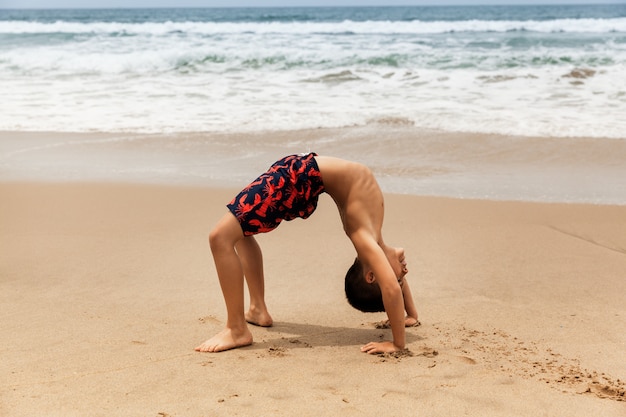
left=227, top=153, right=325, bottom=236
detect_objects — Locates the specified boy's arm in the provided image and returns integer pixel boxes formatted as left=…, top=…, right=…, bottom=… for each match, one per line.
left=352, top=233, right=406, bottom=354
left=375, top=279, right=419, bottom=328
left=400, top=278, right=419, bottom=326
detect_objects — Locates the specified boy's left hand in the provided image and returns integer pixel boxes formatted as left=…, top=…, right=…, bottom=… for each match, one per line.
left=375, top=316, right=421, bottom=329
left=360, top=341, right=402, bottom=354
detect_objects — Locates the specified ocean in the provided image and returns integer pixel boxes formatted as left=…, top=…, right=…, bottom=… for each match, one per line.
left=1, top=4, right=625, bottom=136
left=1, top=5, right=625, bottom=203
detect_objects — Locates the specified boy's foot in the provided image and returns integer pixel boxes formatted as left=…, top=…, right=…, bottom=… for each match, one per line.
left=245, top=308, right=273, bottom=327
left=195, top=327, right=253, bottom=352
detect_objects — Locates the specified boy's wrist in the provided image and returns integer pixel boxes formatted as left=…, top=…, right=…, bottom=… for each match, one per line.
left=392, top=341, right=406, bottom=351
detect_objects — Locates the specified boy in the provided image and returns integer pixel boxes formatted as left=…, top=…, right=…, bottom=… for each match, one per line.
left=195, top=153, right=418, bottom=354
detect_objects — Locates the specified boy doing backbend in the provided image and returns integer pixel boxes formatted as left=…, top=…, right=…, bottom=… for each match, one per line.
left=195, top=153, right=419, bottom=355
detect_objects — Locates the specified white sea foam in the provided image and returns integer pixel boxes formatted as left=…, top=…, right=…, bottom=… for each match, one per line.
left=1, top=63, right=624, bottom=138
left=1, top=18, right=626, bottom=35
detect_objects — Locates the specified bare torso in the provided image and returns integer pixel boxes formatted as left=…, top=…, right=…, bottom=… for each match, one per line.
left=314, top=155, right=385, bottom=243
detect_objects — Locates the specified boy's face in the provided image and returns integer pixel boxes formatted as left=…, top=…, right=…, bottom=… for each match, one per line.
left=362, top=247, right=409, bottom=286
left=392, top=247, right=409, bottom=286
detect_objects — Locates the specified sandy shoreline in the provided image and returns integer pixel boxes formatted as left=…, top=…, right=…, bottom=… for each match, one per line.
left=1, top=181, right=624, bottom=416
left=2, top=128, right=626, bottom=205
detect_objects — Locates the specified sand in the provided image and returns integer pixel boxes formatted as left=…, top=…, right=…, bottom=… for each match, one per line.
left=1, top=181, right=625, bottom=416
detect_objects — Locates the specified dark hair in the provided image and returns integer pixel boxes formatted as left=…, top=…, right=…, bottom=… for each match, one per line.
left=344, top=258, right=384, bottom=313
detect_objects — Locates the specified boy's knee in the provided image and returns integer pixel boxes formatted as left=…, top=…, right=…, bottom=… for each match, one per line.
left=208, top=227, right=224, bottom=250
left=209, top=212, right=244, bottom=252
left=209, top=224, right=238, bottom=253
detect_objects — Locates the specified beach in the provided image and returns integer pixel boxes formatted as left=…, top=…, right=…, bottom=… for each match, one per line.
left=1, top=149, right=625, bottom=415
left=2, top=4, right=626, bottom=415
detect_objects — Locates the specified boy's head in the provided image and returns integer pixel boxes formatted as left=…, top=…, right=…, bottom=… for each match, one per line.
left=344, top=258, right=384, bottom=312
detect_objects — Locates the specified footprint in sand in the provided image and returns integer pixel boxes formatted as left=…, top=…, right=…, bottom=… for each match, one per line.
left=198, top=315, right=221, bottom=325
left=455, top=355, right=477, bottom=365
left=436, top=324, right=626, bottom=402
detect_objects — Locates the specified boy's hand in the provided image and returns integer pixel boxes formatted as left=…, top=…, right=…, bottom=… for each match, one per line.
left=360, top=341, right=402, bottom=354
left=404, top=316, right=421, bottom=327
left=375, top=316, right=421, bottom=329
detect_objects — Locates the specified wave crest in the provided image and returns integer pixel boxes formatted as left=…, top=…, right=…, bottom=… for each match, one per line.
left=1, top=18, right=625, bottom=35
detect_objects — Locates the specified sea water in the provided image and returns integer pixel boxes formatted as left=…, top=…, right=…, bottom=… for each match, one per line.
left=1, top=5, right=625, bottom=137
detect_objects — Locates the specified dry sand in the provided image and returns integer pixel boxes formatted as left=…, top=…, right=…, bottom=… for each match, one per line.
left=1, top=181, right=625, bottom=416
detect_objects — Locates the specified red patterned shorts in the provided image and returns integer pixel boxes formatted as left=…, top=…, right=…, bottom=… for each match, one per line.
left=227, top=153, right=325, bottom=236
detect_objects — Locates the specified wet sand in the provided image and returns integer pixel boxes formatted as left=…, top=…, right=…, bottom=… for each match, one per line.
left=2, top=127, right=626, bottom=204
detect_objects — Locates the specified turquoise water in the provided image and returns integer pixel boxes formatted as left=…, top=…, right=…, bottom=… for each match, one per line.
left=1, top=5, right=625, bottom=137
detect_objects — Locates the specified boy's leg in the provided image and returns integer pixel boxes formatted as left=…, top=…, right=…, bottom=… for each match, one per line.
left=195, top=212, right=253, bottom=352
left=236, top=236, right=273, bottom=327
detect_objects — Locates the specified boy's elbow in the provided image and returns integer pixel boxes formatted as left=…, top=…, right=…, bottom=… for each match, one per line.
left=382, top=284, right=403, bottom=302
